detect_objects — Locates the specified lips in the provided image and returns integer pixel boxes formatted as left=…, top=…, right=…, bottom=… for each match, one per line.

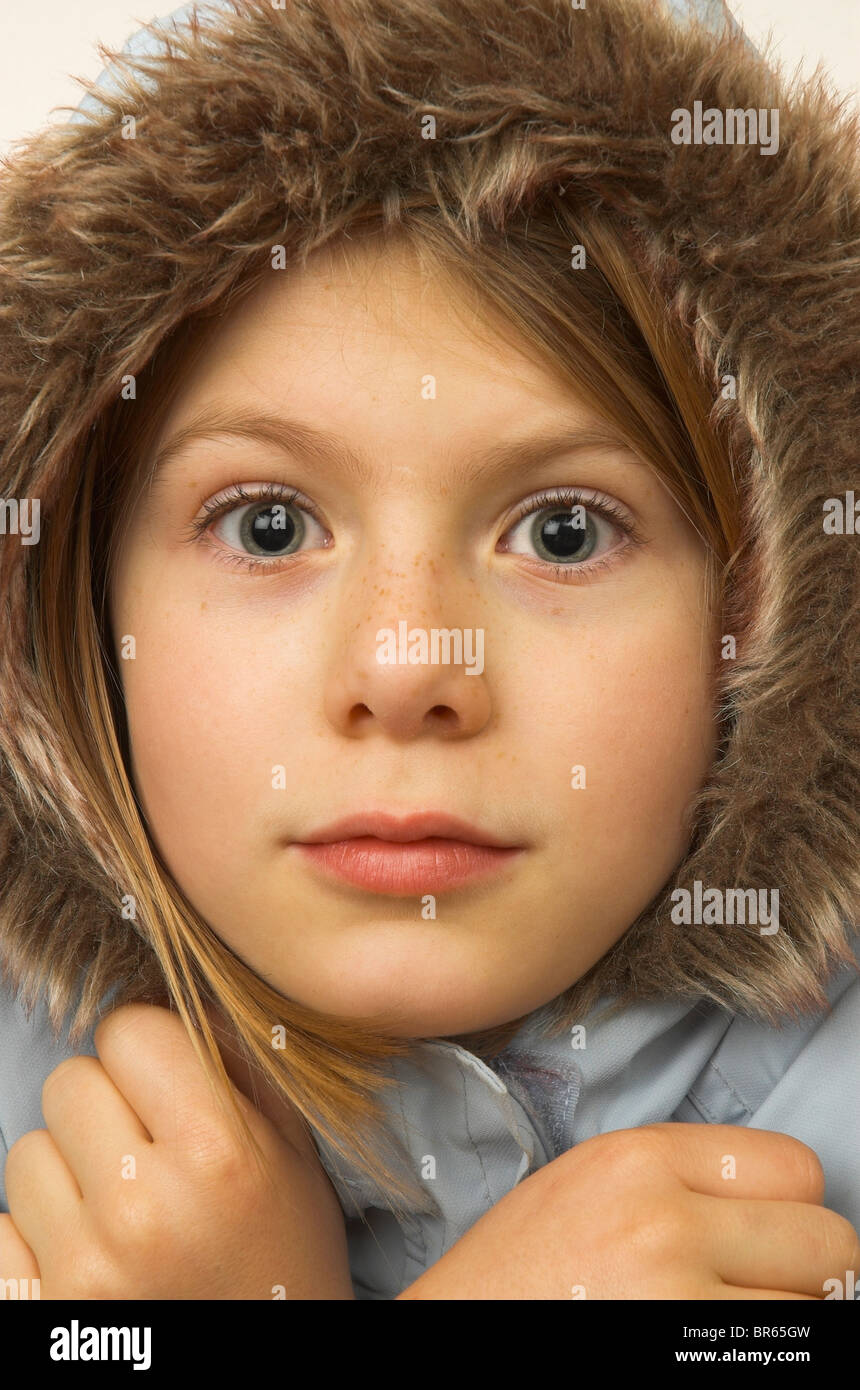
left=292, top=811, right=524, bottom=895
left=299, top=811, right=517, bottom=848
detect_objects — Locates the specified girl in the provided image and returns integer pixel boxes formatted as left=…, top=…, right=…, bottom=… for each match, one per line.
left=0, top=0, right=857, bottom=1300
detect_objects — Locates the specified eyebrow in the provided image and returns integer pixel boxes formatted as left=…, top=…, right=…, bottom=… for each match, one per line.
left=148, top=405, right=641, bottom=492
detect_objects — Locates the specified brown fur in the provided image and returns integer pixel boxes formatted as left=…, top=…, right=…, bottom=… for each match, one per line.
left=0, top=0, right=857, bottom=1052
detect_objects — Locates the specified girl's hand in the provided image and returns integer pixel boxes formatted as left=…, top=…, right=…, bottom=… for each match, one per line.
left=0, top=1002, right=355, bottom=1299
left=397, top=1122, right=860, bottom=1300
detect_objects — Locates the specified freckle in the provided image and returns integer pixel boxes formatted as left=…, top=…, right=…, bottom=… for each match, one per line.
left=200, top=601, right=207, bottom=611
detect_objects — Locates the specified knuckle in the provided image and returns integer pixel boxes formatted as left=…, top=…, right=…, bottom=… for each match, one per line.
left=630, top=1199, right=686, bottom=1261
left=179, top=1118, right=248, bottom=1186
left=762, top=1129, right=825, bottom=1201
left=590, top=1125, right=661, bottom=1179
left=5, top=1127, right=50, bottom=1173
left=41, top=1055, right=83, bottom=1101
left=41, top=1053, right=101, bottom=1106
left=93, top=1002, right=149, bottom=1050
left=791, top=1140, right=827, bottom=1203
left=819, top=1212, right=860, bottom=1270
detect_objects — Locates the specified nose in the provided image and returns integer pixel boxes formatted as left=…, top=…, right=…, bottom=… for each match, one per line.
left=321, top=552, right=492, bottom=741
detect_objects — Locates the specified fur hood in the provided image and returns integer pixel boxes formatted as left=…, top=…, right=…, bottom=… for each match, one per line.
left=0, top=0, right=857, bottom=1040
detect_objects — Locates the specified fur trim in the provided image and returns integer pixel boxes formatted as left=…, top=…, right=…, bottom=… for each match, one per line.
left=0, top=0, right=857, bottom=1035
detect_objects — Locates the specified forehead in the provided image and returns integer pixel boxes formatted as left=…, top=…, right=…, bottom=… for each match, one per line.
left=182, top=233, right=535, bottom=382
left=144, top=236, right=623, bottom=480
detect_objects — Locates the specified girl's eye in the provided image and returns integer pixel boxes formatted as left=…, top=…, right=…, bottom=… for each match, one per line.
left=498, top=489, right=635, bottom=575
left=188, top=483, right=330, bottom=570
left=213, top=498, right=327, bottom=558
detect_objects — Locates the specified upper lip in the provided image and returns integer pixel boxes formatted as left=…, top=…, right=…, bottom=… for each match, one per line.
left=296, top=812, right=520, bottom=849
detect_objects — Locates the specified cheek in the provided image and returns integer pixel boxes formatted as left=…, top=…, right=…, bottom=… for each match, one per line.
left=113, top=585, right=293, bottom=867
left=521, top=597, right=717, bottom=858
left=115, top=569, right=347, bottom=891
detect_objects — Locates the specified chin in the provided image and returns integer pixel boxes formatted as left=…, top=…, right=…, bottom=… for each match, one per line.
left=292, top=975, right=509, bottom=1040
left=272, top=926, right=530, bottom=1037
left=321, top=995, right=490, bottom=1039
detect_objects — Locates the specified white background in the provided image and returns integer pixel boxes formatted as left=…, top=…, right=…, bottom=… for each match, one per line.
left=0, top=0, right=858, bottom=158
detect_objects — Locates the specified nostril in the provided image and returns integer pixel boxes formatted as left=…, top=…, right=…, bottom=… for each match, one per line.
left=428, top=705, right=458, bottom=726
left=346, top=703, right=374, bottom=730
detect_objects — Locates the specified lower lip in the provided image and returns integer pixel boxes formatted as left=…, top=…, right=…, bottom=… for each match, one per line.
left=293, top=837, right=523, bottom=895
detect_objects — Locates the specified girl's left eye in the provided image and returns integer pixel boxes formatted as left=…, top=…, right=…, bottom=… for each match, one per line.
left=498, top=488, right=637, bottom=575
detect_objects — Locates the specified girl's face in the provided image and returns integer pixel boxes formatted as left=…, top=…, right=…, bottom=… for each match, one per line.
left=109, top=237, right=719, bottom=1038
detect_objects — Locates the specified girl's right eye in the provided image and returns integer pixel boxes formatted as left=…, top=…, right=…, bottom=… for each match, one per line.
left=212, top=497, right=328, bottom=560
left=186, top=481, right=331, bottom=572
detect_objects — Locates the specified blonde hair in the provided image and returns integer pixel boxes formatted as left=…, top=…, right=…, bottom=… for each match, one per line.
left=31, top=198, right=741, bottom=1214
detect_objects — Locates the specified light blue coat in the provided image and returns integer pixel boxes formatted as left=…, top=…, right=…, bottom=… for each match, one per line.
left=2, top=937, right=858, bottom=1298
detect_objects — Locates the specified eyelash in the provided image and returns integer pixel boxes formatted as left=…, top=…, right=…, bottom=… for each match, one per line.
left=184, top=480, right=643, bottom=579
